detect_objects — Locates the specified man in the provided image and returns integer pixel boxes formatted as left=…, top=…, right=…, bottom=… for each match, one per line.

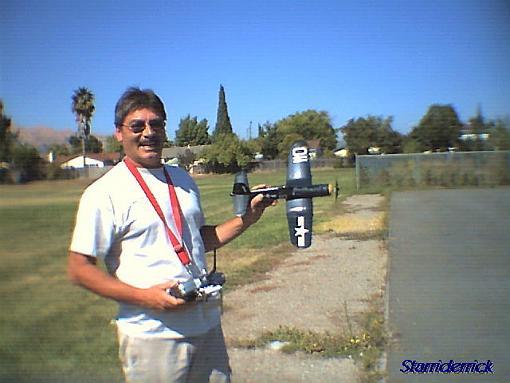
left=67, top=87, right=273, bottom=382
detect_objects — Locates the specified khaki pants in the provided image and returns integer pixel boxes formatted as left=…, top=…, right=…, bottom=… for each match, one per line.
left=118, top=325, right=231, bottom=383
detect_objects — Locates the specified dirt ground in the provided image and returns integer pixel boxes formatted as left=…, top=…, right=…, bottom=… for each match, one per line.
left=221, top=194, right=388, bottom=383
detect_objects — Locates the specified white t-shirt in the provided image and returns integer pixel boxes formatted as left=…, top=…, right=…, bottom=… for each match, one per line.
left=70, top=161, right=221, bottom=338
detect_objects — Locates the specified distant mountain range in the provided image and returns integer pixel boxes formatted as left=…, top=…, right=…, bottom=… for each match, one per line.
left=14, top=125, right=75, bottom=153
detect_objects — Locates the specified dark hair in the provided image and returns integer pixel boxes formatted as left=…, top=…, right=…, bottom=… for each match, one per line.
left=114, top=87, right=166, bottom=127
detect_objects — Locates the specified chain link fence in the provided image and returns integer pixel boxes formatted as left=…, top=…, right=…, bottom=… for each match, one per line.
left=356, top=151, right=510, bottom=191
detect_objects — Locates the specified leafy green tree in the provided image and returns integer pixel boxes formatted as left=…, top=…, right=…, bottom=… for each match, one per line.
left=12, top=143, right=44, bottom=182
left=212, top=85, right=233, bottom=141
left=410, top=104, right=462, bottom=151
left=0, top=101, right=44, bottom=183
left=105, top=135, right=123, bottom=154
left=69, top=135, right=82, bottom=154
left=278, top=132, right=304, bottom=157
left=258, top=122, right=281, bottom=160
left=203, top=133, right=253, bottom=173
left=488, top=118, right=510, bottom=150
left=0, top=101, right=17, bottom=182
left=366, top=116, right=402, bottom=154
left=244, top=138, right=262, bottom=157
left=194, top=119, right=210, bottom=145
left=341, top=116, right=401, bottom=156
left=175, top=115, right=210, bottom=146
left=0, top=101, right=16, bottom=163
left=175, top=116, right=194, bottom=146
left=69, top=134, right=103, bottom=154
left=177, top=148, right=197, bottom=171
left=71, top=87, right=95, bottom=165
left=401, top=137, right=423, bottom=153
left=47, top=143, right=71, bottom=157
left=86, top=135, right=103, bottom=153
left=275, top=110, right=337, bottom=157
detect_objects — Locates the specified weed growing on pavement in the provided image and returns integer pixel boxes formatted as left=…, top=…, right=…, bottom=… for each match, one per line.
left=247, top=316, right=386, bottom=359
left=238, top=299, right=387, bottom=383
left=357, top=303, right=387, bottom=383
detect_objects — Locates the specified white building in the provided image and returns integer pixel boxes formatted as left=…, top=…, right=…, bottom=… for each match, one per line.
left=53, top=152, right=121, bottom=169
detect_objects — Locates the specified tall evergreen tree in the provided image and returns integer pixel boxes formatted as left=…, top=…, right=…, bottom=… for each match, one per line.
left=213, top=85, right=233, bottom=140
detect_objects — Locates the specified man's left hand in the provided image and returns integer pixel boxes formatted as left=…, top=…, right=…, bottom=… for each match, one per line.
left=242, top=184, right=278, bottom=226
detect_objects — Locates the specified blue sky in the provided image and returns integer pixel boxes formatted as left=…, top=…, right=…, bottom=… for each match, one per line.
left=1, top=0, right=509, bottom=141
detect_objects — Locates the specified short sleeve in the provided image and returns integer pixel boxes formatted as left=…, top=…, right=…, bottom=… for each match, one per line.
left=69, top=186, right=116, bottom=260
left=193, top=182, right=206, bottom=228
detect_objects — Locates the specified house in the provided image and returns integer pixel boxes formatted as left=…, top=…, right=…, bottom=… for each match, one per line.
left=368, top=146, right=381, bottom=155
left=161, top=145, right=210, bottom=163
left=459, top=121, right=491, bottom=142
left=162, top=145, right=210, bottom=173
left=306, top=139, right=322, bottom=159
left=459, top=132, right=490, bottom=142
left=334, top=148, right=349, bottom=158
left=54, top=152, right=122, bottom=169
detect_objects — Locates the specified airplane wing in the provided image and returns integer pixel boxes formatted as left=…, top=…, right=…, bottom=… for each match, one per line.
left=286, top=141, right=313, bottom=248
left=232, top=171, right=251, bottom=217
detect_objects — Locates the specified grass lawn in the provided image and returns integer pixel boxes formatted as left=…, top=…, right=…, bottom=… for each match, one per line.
left=0, top=167, right=355, bottom=382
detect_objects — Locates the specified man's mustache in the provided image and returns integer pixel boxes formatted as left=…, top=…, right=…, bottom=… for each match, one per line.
left=139, top=139, right=161, bottom=146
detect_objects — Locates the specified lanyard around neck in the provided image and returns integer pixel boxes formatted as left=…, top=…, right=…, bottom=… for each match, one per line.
left=124, top=158, right=191, bottom=266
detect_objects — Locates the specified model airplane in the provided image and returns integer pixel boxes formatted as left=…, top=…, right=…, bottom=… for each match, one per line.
left=231, top=140, right=338, bottom=248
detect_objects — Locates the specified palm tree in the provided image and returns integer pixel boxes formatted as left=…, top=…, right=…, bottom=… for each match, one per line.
left=71, top=87, right=95, bottom=167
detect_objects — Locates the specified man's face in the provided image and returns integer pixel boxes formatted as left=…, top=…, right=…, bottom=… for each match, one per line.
left=115, top=108, right=166, bottom=168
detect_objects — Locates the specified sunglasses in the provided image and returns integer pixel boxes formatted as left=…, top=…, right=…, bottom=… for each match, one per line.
left=122, top=118, right=166, bottom=133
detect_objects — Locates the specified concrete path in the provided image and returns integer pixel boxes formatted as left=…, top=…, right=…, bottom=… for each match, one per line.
left=387, top=187, right=510, bottom=382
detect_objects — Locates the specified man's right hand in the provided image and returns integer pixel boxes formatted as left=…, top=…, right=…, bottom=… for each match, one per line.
left=138, top=281, right=187, bottom=310
left=68, top=251, right=187, bottom=310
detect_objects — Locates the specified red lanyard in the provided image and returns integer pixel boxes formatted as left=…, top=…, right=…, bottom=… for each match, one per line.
left=124, top=158, right=191, bottom=266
